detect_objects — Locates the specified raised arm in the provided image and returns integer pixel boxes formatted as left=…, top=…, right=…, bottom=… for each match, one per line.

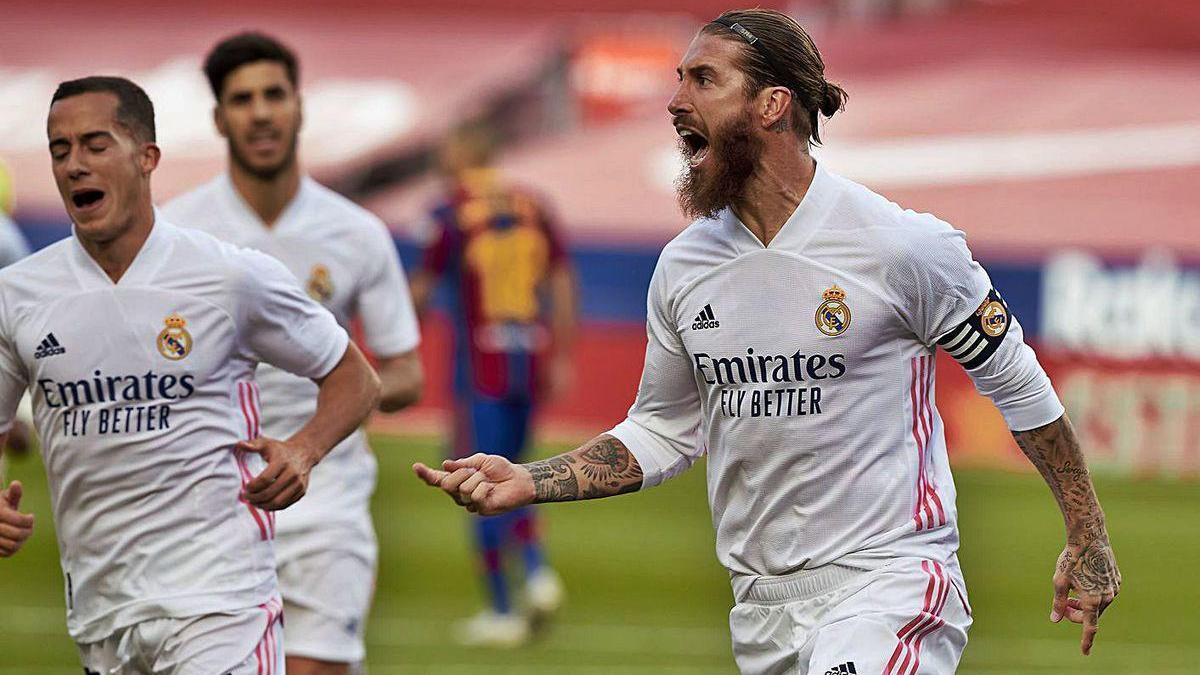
left=234, top=250, right=382, bottom=511
left=242, top=342, right=380, bottom=511
left=413, top=255, right=700, bottom=513
left=1012, top=414, right=1120, bottom=655
left=412, top=433, right=642, bottom=515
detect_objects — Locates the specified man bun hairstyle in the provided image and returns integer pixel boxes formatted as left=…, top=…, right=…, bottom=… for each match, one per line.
left=204, top=31, right=299, bottom=99
left=51, top=76, right=157, bottom=143
left=704, top=9, right=847, bottom=145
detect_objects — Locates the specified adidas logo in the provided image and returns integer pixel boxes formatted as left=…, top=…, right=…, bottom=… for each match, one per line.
left=824, top=663, right=856, bottom=675
left=33, top=333, right=66, bottom=359
left=691, top=304, right=720, bottom=330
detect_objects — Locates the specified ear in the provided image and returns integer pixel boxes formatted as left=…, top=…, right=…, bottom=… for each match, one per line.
left=760, top=87, right=792, bottom=131
left=296, top=94, right=304, bottom=132
left=139, top=143, right=161, bottom=175
left=213, top=105, right=228, bottom=139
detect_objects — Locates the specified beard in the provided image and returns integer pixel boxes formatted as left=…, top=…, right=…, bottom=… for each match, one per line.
left=228, top=130, right=299, bottom=181
left=675, top=110, right=763, bottom=221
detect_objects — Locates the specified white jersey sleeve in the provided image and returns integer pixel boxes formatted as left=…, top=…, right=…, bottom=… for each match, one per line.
left=0, top=291, right=27, bottom=433
left=0, top=213, right=30, bottom=269
left=607, top=258, right=705, bottom=488
left=893, top=220, right=1063, bottom=431
left=355, top=218, right=420, bottom=357
left=235, top=249, right=350, bottom=379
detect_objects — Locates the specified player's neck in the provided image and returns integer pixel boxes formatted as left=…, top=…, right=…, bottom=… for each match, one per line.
left=77, top=201, right=156, bottom=284
left=731, top=151, right=816, bottom=247
left=229, top=161, right=301, bottom=228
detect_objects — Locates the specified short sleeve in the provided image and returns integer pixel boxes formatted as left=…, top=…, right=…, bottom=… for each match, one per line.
left=606, top=258, right=705, bottom=488
left=887, top=218, right=993, bottom=347
left=888, top=217, right=1063, bottom=431
left=235, top=249, right=350, bottom=379
left=0, top=290, right=29, bottom=433
left=355, top=220, right=420, bottom=357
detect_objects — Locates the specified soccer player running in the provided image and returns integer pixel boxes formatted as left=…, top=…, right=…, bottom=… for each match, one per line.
left=0, top=76, right=380, bottom=673
left=409, top=124, right=576, bottom=647
left=164, top=33, right=424, bottom=675
left=415, top=9, right=1121, bottom=674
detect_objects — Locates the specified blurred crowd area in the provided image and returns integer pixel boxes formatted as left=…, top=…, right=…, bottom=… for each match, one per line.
left=2, top=0, right=1199, bottom=478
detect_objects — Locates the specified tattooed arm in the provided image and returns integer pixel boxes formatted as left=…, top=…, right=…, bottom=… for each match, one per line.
left=1012, top=413, right=1120, bottom=656
left=525, top=435, right=643, bottom=501
left=412, top=434, right=643, bottom=515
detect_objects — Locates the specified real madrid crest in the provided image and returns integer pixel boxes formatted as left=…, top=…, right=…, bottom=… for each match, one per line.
left=815, top=284, right=851, bottom=337
left=976, top=297, right=1008, bottom=337
left=306, top=264, right=334, bottom=303
left=157, top=313, right=192, bottom=360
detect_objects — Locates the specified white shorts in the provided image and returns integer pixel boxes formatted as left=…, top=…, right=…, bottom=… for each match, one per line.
left=77, top=597, right=284, bottom=675
left=729, top=558, right=972, bottom=675
left=276, top=547, right=374, bottom=663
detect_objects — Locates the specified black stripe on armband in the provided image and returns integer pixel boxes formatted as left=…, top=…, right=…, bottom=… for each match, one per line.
left=936, top=288, right=1011, bottom=370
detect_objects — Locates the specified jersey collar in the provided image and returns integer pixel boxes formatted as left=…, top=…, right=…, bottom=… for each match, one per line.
left=218, top=172, right=313, bottom=236
left=69, top=210, right=176, bottom=288
left=723, top=161, right=837, bottom=254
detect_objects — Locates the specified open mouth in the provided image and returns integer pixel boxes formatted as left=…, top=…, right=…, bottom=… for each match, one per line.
left=71, top=189, right=105, bottom=210
left=247, top=129, right=281, bottom=151
left=678, top=127, right=710, bottom=168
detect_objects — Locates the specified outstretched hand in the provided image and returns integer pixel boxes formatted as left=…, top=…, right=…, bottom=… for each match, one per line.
left=239, top=437, right=320, bottom=511
left=413, top=453, right=534, bottom=516
left=0, top=481, right=34, bottom=557
left=1050, top=534, right=1121, bottom=655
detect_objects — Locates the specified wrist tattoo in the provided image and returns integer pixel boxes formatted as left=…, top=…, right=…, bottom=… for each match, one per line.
left=526, top=435, right=642, bottom=503
left=528, top=455, right=580, bottom=502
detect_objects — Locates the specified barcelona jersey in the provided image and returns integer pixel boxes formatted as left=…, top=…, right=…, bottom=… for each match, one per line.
left=421, top=171, right=567, bottom=400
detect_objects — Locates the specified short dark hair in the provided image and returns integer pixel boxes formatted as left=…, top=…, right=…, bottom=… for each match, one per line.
left=50, top=76, right=156, bottom=143
left=204, top=32, right=299, bottom=99
left=703, top=9, right=847, bottom=145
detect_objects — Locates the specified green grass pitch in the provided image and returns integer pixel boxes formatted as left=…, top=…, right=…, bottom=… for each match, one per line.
left=1, top=433, right=1197, bottom=673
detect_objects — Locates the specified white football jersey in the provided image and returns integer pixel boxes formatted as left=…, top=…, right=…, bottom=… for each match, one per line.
left=164, top=175, right=420, bottom=560
left=0, top=218, right=349, bottom=642
left=609, top=164, right=1063, bottom=600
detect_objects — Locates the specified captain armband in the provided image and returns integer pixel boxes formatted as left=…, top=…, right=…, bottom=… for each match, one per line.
left=935, top=289, right=1011, bottom=370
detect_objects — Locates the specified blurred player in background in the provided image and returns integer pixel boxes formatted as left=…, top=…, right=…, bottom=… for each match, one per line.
left=0, top=160, right=33, bottom=459
left=0, top=76, right=380, bottom=674
left=0, top=160, right=32, bottom=268
left=165, top=32, right=423, bottom=675
left=416, top=9, right=1120, bottom=674
left=410, top=123, right=577, bottom=647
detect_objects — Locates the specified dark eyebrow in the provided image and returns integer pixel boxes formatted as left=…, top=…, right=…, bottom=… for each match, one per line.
left=681, top=64, right=718, bottom=80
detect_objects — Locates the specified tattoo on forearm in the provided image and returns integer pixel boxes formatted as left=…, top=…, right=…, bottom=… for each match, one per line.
left=1014, top=414, right=1121, bottom=597
left=526, top=435, right=643, bottom=503
left=1013, top=415, right=1098, bottom=532
left=527, top=455, right=581, bottom=502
